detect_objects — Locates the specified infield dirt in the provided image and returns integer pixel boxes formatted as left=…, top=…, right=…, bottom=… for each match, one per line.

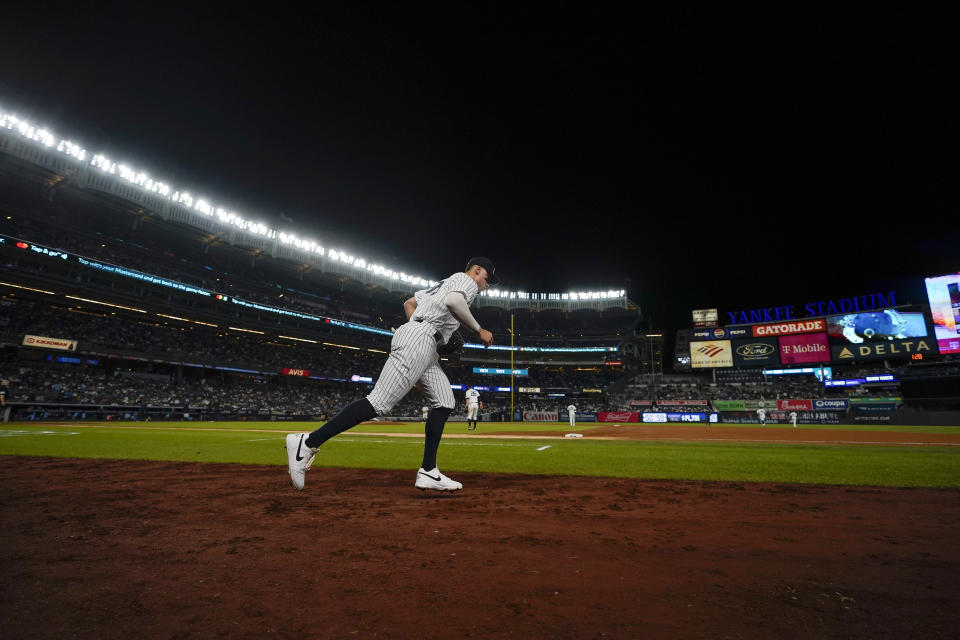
left=1, top=456, right=958, bottom=639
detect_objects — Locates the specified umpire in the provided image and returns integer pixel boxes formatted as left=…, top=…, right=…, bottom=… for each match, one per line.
left=286, top=257, right=499, bottom=491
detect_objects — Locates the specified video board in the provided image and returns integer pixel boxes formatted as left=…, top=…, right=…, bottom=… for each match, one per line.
left=924, top=273, right=960, bottom=355
left=825, top=310, right=928, bottom=344
left=692, top=308, right=934, bottom=368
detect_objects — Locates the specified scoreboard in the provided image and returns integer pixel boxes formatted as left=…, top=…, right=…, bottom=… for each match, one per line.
left=690, top=309, right=935, bottom=369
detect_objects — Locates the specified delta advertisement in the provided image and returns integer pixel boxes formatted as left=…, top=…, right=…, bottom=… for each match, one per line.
left=831, top=339, right=935, bottom=361
left=690, top=340, right=733, bottom=368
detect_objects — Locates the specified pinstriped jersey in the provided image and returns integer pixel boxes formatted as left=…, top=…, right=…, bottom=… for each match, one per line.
left=412, top=272, right=479, bottom=344
left=465, top=388, right=480, bottom=405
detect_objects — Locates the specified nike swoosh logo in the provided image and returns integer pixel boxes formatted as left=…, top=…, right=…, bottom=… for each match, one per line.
left=295, top=435, right=306, bottom=462
left=419, top=471, right=441, bottom=482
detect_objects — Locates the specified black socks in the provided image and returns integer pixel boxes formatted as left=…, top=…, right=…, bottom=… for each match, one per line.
left=305, top=398, right=377, bottom=448
left=305, top=399, right=451, bottom=472
left=421, top=407, right=451, bottom=471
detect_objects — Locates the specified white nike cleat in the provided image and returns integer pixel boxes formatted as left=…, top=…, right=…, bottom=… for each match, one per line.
left=285, top=433, right=317, bottom=490
left=415, top=467, right=462, bottom=491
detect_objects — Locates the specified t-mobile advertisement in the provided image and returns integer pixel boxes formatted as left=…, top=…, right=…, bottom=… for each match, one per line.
left=779, top=333, right=830, bottom=364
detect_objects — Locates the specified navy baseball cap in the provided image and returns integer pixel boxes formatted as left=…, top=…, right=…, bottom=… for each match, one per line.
left=466, top=257, right=500, bottom=285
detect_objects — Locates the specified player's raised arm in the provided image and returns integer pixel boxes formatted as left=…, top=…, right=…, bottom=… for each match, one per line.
left=444, top=292, right=493, bottom=346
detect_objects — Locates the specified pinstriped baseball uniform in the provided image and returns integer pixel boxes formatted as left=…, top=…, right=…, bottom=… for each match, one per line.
left=465, top=387, right=480, bottom=421
left=366, top=272, right=479, bottom=415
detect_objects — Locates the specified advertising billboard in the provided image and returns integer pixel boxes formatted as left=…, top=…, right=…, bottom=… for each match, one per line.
left=732, top=338, right=780, bottom=367
left=779, top=333, right=830, bottom=365
left=924, top=273, right=960, bottom=354
left=642, top=412, right=717, bottom=423
left=692, top=308, right=719, bottom=327
left=825, top=309, right=929, bottom=345
left=778, top=399, right=812, bottom=411
left=522, top=411, right=558, bottom=422
left=22, top=334, right=78, bottom=351
left=690, top=340, right=733, bottom=368
left=598, top=411, right=640, bottom=422
left=752, top=319, right=825, bottom=337
left=831, top=338, right=935, bottom=361
left=813, top=398, right=849, bottom=411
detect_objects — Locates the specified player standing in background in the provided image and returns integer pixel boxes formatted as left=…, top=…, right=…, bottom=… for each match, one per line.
left=790, top=410, right=798, bottom=428
left=421, top=405, right=429, bottom=422
left=567, top=403, right=577, bottom=427
left=757, top=407, right=766, bottom=426
left=286, top=258, right=499, bottom=492
left=465, top=386, right=481, bottom=430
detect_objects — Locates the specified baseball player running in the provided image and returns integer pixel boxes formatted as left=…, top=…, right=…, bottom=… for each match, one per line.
left=757, top=407, right=766, bottom=426
left=567, top=403, right=577, bottom=427
left=286, top=257, right=499, bottom=491
left=465, top=387, right=481, bottom=430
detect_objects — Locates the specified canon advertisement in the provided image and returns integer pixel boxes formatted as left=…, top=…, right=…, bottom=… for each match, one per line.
left=523, top=411, right=559, bottom=422
left=924, top=272, right=960, bottom=354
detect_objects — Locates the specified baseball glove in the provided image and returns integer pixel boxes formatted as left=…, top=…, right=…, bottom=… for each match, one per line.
left=436, top=330, right=465, bottom=356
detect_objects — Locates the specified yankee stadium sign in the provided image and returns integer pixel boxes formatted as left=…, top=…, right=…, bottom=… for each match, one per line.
left=726, top=291, right=896, bottom=325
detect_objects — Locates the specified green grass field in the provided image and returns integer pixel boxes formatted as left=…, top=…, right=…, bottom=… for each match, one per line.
left=1, top=421, right=958, bottom=488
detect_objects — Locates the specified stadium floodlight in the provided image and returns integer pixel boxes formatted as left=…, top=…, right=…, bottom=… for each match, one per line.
left=1, top=107, right=631, bottom=300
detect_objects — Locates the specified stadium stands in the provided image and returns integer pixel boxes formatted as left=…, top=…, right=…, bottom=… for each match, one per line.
left=2, top=120, right=957, bottom=426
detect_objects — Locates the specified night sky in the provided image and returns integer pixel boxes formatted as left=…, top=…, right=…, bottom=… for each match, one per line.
left=1, top=6, right=957, bottom=329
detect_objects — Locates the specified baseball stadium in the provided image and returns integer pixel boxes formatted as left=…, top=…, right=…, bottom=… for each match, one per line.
left=1, top=106, right=958, bottom=640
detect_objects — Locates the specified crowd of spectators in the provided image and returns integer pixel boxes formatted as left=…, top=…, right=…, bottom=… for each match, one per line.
left=2, top=205, right=638, bottom=348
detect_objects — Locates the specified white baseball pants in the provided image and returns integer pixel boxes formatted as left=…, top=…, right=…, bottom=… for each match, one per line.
left=366, top=321, right=455, bottom=415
